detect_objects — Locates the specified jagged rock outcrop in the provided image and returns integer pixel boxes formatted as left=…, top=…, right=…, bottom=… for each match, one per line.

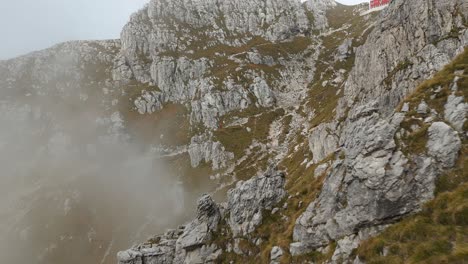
left=117, top=170, right=286, bottom=264
left=112, top=0, right=324, bottom=132
left=304, top=0, right=337, bottom=30
left=444, top=92, right=467, bottom=132
left=118, top=195, right=222, bottom=264
left=427, top=122, right=462, bottom=168
left=308, top=122, right=339, bottom=163
left=189, top=82, right=251, bottom=129
left=120, top=0, right=311, bottom=59
left=0, top=1, right=332, bottom=262
left=293, top=0, right=468, bottom=258
left=270, top=246, right=284, bottom=264
left=227, top=169, right=286, bottom=236
left=188, top=135, right=234, bottom=170
left=116, top=0, right=466, bottom=261
left=335, top=38, right=353, bottom=61
left=294, top=111, right=423, bottom=252
left=251, top=77, right=277, bottom=108
left=134, top=90, right=165, bottom=114
left=343, top=0, right=468, bottom=114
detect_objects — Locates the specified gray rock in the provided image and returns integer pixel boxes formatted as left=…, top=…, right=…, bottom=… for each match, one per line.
left=289, top=242, right=310, bottom=257
left=309, top=122, right=339, bottom=164
left=134, top=90, right=165, bottom=114
left=108, top=0, right=328, bottom=133
left=117, top=195, right=221, bottom=264
left=401, top=102, right=410, bottom=112
left=177, top=195, right=220, bottom=250
left=444, top=93, right=467, bottom=132
left=343, top=0, right=467, bottom=115
left=188, top=134, right=234, bottom=170
left=250, top=77, right=276, bottom=108
left=335, top=38, right=353, bottom=61
left=304, top=0, right=336, bottom=30
left=292, top=0, right=468, bottom=254
left=117, top=250, right=142, bottom=263
left=292, top=110, right=442, bottom=254
left=227, top=170, right=286, bottom=236
left=233, top=238, right=244, bottom=255
left=183, top=244, right=222, bottom=264
left=427, top=122, right=461, bottom=168
left=417, top=100, right=429, bottom=114
left=270, top=246, right=283, bottom=263
left=331, top=235, right=360, bottom=263
left=314, top=163, right=329, bottom=178
left=118, top=169, right=286, bottom=263
left=3, top=0, right=464, bottom=263
left=117, top=239, right=177, bottom=264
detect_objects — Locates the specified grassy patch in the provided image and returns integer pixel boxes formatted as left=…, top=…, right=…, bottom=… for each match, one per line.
left=214, top=108, right=285, bottom=158
left=395, top=47, right=468, bottom=156
left=399, top=47, right=468, bottom=115
left=398, top=118, right=430, bottom=155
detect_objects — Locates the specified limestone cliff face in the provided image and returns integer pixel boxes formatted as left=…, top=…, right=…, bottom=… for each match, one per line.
left=293, top=0, right=467, bottom=260
left=118, top=0, right=466, bottom=262
left=0, top=0, right=466, bottom=263
left=109, top=0, right=335, bottom=176
left=344, top=0, right=467, bottom=113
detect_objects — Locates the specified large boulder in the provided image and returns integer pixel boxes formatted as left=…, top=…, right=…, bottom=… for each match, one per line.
left=227, top=169, right=286, bottom=236
left=308, top=122, right=339, bottom=164
left=117, top=195, right=221, bottom=264
left=188, top=135, right=234, bottom=170
left=444, top=93, right=467, bottom=132
left=292, top=111, right=437, bottom=255
left=427, top=122, right=462, bottom=168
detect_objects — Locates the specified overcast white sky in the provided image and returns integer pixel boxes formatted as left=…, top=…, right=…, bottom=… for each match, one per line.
left=0, top=0, right=149, bottom=59
left=337, top=0, right=367, bottom=4
left=0, top=0, right=366, bottom=60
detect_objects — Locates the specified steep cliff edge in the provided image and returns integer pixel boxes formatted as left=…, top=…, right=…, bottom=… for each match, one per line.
left=292, top=0, right=467, bottom=259
left=117, top=0, right=467, bottom=263
left=355, top=47, right=468, bottom=264
left=0, top=0, right=466, bottom=263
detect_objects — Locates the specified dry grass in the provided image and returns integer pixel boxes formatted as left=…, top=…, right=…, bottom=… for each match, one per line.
left=214, top=108, right=285, bottom=158
left=399, top=47, right=468, bottom=115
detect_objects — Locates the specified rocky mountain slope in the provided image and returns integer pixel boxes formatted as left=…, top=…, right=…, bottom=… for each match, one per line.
left=0, top=0, right=466, bottom=263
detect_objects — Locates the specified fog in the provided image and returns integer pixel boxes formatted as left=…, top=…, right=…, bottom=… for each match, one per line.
left=0, top=82, right=191, bottom=263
